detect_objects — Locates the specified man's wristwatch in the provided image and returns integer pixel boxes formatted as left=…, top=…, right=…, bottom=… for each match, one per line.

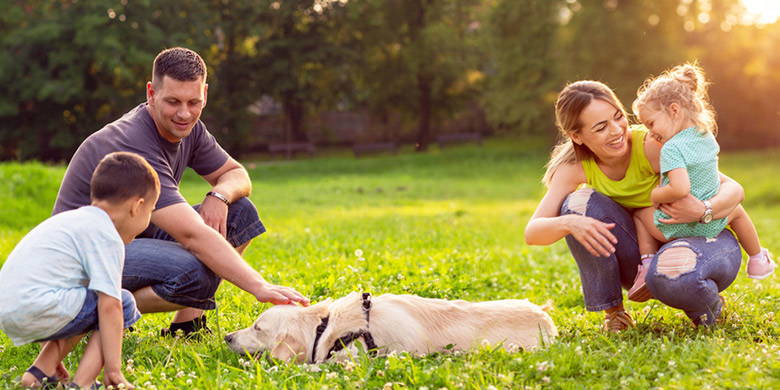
left=700, top=200, right=713, bottom=224
left=206, top=191, right=230, bottom=205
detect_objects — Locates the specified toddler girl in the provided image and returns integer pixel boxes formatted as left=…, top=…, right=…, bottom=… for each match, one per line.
left=628, top=63, right=775, bottom=302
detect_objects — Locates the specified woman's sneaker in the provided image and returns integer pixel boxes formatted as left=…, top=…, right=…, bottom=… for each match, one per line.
left=747, top=248, right=776, bottom=280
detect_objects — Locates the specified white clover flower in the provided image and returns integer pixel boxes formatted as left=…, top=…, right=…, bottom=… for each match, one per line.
left=543, top=376, right=551, bottom=383
left=486, top=386, right=497, bottom=390
left=176, top=370, right=185, bottom=378
left=326, top=372, right=338, bottom=379
left=420, top=386, right=430, bottom=390
left=186, top=379, right=192, bottom=385
left=383, top=383, right=394, bottom=390
left=376, top=370, right=385, bottom=377
left=242, top=360, right=252, bottom=368
left=117, top=384, right=126, bottom=389
left=343, top=360, right=356, bottom=371
left=355, top=249, right=363, bottom=257
left=306, top=364, right=322, bottom=372
left=536, top=361, right=552, bottom=372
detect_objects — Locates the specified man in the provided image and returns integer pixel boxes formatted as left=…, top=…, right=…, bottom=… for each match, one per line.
left=54, top=47, right=308, bottom=336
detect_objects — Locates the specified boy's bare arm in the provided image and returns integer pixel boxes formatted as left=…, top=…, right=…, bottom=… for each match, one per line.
left=651, top=168, right=690, bottom=204
left=97, top=293, right=124, bottom=378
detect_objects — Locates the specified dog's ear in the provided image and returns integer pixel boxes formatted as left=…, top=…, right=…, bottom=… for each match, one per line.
left=270, top=333, right=305, bottom=363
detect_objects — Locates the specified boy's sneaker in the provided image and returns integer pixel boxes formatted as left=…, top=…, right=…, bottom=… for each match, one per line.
left=747, top=248, right=776, bottom=280
left=161, top=314, right=211, bottom=339
left=603, top=310, right=635, bottom=333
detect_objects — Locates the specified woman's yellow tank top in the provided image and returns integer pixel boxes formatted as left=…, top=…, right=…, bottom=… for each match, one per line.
left=581, top=126, right=658, bottom=209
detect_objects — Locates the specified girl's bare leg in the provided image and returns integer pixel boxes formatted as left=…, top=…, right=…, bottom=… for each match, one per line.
left=728, top=205, right=761, bottom=256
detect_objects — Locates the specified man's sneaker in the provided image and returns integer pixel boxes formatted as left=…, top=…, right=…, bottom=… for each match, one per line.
left=603, top=310, right=635, bottom=333
left=628, top=263, right=653, bottom=302
left=747, top=248, right=776, bottom=280
left=161, top=314, right=211, bottom=339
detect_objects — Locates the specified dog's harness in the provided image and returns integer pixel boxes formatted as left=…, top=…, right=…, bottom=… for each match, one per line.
left=310, top=292, right=378, bottom=363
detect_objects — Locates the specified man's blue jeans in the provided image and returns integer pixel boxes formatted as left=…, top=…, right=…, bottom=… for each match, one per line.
left=122, top=197, right=265, bottom=310
left=560, top=189, right=741, bottom=325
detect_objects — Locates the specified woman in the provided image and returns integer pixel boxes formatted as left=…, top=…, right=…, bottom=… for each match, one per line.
left=524, top=80, right=744, bottom=331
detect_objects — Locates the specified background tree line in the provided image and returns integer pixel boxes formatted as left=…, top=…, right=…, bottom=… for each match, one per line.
left=1, top=0, right=777, bottom=161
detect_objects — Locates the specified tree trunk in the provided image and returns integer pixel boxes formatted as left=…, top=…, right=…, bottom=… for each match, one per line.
left=412, top=0, right=433, bottom=151
left=283, top=96, right=308, bottom=143
left=415, top=73, right=432, bottom=151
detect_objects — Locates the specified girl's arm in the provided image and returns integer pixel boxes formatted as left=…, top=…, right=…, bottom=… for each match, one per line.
left=657, top=172, right=744, bottom=223
left=524, top=163, right=617, bottom=257
left=651, top=168, right=690, bottom=204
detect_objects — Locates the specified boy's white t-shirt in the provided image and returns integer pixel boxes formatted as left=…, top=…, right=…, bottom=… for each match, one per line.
left=0, top=206, right=124, bottom=345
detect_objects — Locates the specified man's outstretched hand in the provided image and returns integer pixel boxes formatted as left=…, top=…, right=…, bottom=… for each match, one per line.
left=255, top=282, right=310, bottom=306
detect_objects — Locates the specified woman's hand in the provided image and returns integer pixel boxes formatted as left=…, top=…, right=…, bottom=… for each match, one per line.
left=657, top=194, right=704, bottom=224
left=564, top=214, right=617, bottom=257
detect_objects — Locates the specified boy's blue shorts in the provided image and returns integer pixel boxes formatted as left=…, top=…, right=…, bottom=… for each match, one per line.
left=36, top=289, right=141, bottom=342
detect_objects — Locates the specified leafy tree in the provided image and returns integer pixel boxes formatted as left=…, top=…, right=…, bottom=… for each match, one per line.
left=346, top=0, right=484, bottom=150
left=481, top=0, right=562, bottom=134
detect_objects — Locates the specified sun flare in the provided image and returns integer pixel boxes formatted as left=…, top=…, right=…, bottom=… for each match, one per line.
left=742, top=0, right=780, bottom=24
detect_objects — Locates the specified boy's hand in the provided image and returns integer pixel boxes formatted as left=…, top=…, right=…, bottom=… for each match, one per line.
left=104, top=369, right=134, bottom=389
left=55, top=361, right=70, bottom=382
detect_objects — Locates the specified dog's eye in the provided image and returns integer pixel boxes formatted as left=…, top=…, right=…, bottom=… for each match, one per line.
left=253, top=323, right=262, bottom=331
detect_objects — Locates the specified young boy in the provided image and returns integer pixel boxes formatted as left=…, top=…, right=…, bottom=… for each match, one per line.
left=0, top=152, right=160, bottom=389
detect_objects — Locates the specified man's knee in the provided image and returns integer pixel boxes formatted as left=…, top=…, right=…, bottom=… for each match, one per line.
left=654, top=244, right=698, bottom=279
left=226, top=197, right=265, bottom=248
left=228, top=197, right=259, bottom=222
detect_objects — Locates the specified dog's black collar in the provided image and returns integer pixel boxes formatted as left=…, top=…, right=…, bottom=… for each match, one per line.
left=310, top=292, right=378, bottom=363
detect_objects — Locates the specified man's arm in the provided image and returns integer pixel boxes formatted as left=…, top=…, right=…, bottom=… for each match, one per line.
left=151, top=203, right=308, bottom=305
left=199, top=158, right=251, bottom=237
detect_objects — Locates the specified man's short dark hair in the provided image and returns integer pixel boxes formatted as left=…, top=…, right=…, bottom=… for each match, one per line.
left=152, top=47, right=207, bottom=86
left=91, top=152, right=160, bottom=204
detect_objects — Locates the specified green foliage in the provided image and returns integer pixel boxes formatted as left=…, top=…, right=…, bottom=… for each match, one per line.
left=1, top=143, right=779, bottom=389
left=2, top=0, right=779, bottom=161
left=482, top=0, right=562, bottom=133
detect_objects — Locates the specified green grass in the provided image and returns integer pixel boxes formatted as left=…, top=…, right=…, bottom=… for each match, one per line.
left=1, top=139, right=779, bottom=389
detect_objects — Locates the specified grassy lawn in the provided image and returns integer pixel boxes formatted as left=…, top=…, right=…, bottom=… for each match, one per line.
left=0, top=139, right=779, bottom=389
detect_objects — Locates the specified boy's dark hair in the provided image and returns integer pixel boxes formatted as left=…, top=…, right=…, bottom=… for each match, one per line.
left=90, top=152, right=160, bottom=204
left=152, top=47, right=207, bottom=86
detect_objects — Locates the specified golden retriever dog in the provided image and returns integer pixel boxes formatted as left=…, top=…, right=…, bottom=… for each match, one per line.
left=224, top=292, right=557, bottom=363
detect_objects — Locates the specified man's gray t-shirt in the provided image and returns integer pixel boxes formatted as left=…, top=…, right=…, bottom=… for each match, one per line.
left=53, top=103, right=229, bottom=214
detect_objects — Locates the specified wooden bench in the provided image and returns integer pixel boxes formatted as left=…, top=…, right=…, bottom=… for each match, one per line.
left=352, top=142, right=399, bottom=157
left=267, top=142, right=316, bottom=158
left=436, top=132, right=483, bottom=148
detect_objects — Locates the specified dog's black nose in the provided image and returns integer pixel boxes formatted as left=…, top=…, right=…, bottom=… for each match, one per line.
left=224, top=334, right=233, bottom=343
